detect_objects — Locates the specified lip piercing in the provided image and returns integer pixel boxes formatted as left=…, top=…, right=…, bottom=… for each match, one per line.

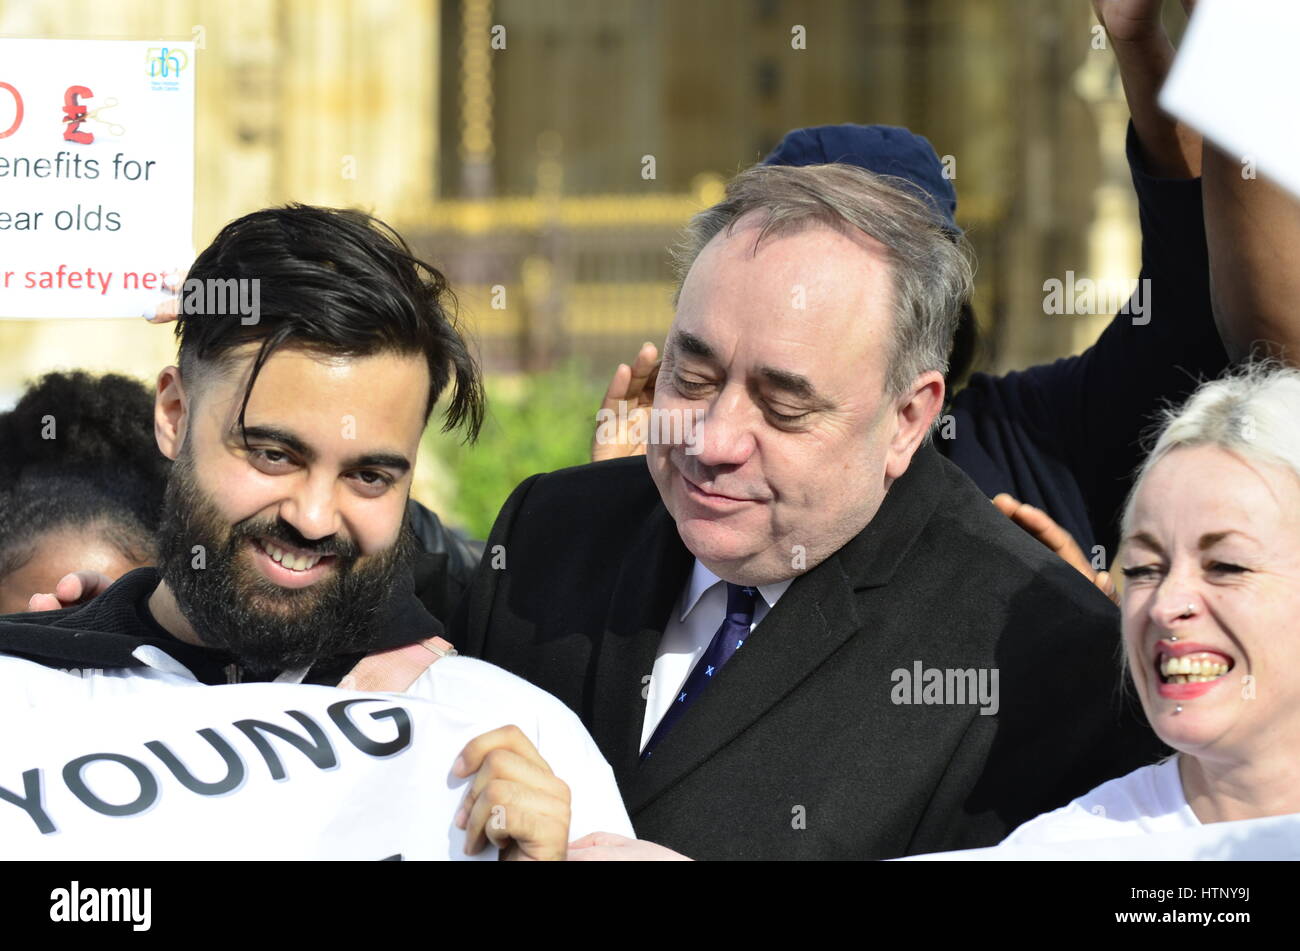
left=1174, top=705, right=1183, bottom=715
left=1170, top=635, right=1178, bottom=642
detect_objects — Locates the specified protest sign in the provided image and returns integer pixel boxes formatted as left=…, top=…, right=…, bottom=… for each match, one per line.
left=1, top=682, right=499, bottom=860
left=0, top=38, right=194, bottom=318
left=1161, top=0, right=1300, bottom=199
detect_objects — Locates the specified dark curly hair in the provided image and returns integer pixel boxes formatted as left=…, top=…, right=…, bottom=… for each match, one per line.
left=0, top=371, right=169, bottom=582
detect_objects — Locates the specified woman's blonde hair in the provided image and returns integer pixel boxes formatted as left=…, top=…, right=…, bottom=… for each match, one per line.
left=1121, top=361, right=1300, bottom=544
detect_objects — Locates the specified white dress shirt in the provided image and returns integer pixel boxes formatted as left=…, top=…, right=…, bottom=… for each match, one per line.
left=640, top=560, right=793, bottom=752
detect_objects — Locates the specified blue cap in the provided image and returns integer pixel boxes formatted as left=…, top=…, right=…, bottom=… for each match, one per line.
left=762, top=124, right=959, bottom=234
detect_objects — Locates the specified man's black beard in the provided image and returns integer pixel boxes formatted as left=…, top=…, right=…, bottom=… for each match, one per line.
left=155, top=448, right=414, bottom=672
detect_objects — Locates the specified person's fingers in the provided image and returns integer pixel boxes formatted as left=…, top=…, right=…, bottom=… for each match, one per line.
left=26, top=593, right=62, bottom=612
left=600, top=363, right=632, bottom=412
left=25, top=571, right=112, bottom=612
left=624, top=342, right=660, bottom=403
left=1017, top=513, right=1092, bottom=574
left=452, top=726, right=569, bottom=859
left=992, top=494, right=1093, bottom=576
left=52, top=573, right=86, bottom=604
left=146, top=296, right=180, bottom=324
left=53, top=570, right=112, bottom=605
left=594, top=364, right=634, bottom=461
left=454, top=747, right=568, bottom=832
left=1007, top=503, right=1073, bottom=551
left=462, top=779, right=570, bottom=859
left=454, top=724, right=550, bottom=779
left=991, top=492, right=1021, bottom=518
left=1095, top=570, right=1120, bottom=606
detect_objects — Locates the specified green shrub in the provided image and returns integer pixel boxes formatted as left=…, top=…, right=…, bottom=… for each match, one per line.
left=428, top=362, right=604, bottom=539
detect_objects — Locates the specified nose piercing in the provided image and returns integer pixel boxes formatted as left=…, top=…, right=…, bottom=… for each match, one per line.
left=1177, top=603, right=1196, bottom=619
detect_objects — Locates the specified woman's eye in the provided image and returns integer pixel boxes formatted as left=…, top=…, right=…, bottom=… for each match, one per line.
left=1120, top=565, right=1160, bottom=580
left=1209, top=562, right=1249, bottom=574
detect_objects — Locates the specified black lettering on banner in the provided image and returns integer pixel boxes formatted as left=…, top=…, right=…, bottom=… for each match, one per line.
left=63, top=753, right=160, bottom=818
left=145, top=728, right=246, bottom=796
left=327, top=699, right=413, bottom=758
left=234, top=711, right=337, bottom=781
left=0, top=768, right=56, bottom=834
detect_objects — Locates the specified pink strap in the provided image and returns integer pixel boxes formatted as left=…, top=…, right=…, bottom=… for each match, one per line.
left=337, top=635, right=456, bottom=693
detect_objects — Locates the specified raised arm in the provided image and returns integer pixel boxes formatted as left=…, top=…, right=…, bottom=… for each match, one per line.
left=1202, top=144, right=1300, bottom=362
left=1092, top=0, right=1201, bottom=178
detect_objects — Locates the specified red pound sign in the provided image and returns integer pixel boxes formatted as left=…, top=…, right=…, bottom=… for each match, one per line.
left=63, top=85, right=93, bottom=144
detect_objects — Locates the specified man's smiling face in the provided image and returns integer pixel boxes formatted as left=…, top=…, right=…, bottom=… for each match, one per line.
left=153, top=344, right=430, bottom=669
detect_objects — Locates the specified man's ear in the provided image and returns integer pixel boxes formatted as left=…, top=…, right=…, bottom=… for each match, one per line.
left=155, top=365, right=190, bottom=461
left=883, top=370, right=945, bottom=482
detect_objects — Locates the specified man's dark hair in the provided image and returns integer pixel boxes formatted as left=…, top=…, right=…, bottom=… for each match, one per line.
left=176, top=204, right=484, bottom=443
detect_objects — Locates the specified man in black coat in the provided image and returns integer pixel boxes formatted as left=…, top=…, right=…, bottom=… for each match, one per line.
left=455, top=160, right=1166, bottom=859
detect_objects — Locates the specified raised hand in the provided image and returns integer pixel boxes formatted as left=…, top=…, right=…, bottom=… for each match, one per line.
left=591, top=341, right=660, bottom=462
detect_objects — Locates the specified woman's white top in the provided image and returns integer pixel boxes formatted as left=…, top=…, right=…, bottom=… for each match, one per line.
left=1001, top=755, right=1200, bottom=845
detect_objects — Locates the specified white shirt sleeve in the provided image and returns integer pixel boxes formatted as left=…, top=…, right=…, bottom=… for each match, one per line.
left=404, top=655, right=634, bottom=841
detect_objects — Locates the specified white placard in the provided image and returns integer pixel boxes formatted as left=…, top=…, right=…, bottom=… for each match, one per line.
left=0, top=38, right=194, bottom=318
left=1160, top=0, right=1300, bottom=199
left=0, top=682, right=501, bottom=860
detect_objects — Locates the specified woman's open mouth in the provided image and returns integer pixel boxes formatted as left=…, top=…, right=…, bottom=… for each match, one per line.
left=1153, top=642, right=1235, bottom=700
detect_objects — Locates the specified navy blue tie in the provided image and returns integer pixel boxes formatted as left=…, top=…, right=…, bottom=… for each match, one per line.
left=642, top=582, right=758, bottom=760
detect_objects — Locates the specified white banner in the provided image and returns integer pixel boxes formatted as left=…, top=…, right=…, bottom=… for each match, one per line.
left=0, top=38, right=194, bottom=318
left=1, top=682, right=508, bottom=860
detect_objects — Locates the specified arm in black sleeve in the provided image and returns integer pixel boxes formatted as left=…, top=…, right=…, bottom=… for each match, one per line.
left=953, top=121, right=1228, bottom=560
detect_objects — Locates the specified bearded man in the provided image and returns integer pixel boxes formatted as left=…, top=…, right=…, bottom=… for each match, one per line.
left=0, top=204, right=631, bottom=859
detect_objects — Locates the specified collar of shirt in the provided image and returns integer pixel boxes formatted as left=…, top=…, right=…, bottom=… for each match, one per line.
left=677, top=559, right=794, bottom=622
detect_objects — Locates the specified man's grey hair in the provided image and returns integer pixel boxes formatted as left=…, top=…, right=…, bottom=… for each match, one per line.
left=670, top=163, right=975, bottom=398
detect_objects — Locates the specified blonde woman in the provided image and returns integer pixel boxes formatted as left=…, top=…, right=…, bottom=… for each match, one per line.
left=1003, top=363, right=1300, bottom=843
